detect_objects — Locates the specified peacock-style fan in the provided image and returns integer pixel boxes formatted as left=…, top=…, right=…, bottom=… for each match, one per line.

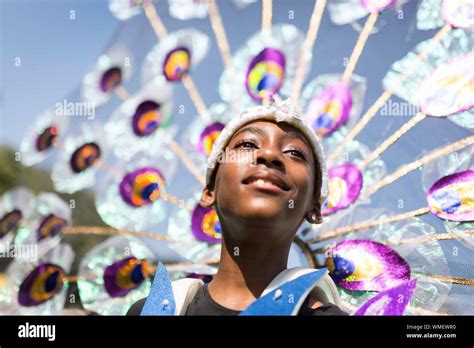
left=3, top=0, right=473, bottom=316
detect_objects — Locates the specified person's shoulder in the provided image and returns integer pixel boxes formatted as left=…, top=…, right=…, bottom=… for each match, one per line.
left=126, top=298, right=147, bottom=316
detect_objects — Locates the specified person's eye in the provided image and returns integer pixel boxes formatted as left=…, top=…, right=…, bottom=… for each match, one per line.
left=286, top=149, right=307, bottom=160
left=234, top=140, right=258, bottom=150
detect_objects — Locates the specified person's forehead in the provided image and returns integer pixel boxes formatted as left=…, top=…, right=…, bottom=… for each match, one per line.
left=230, top=120, right=311, bottom=146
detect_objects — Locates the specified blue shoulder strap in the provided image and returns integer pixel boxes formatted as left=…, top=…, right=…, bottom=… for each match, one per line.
left=239, top=268, right=327, bottom=316
left=140, top=262, right=176, bottom=316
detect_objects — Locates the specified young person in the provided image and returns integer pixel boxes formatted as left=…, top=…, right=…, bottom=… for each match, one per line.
left=128, top=98, right=346, bottom=316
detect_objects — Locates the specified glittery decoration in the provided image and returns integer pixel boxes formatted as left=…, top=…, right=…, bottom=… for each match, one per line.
left=219, top=25, right=304, bottom=109
left=197, top=122, right=225, bottom=156
left=354, top=279, right=417, bottom=315
left=427, top=170, right=474, bottom=222
left=0, top=209, right=22, bottom=238
left=37, top=214, right=68, bottom=241
left=322, top=163, right=363, bottom=216
left=417, top=52, right=474, bottom=117
left=383, top=29, right=474, bottom=129
left=142, top=29, right=210, bottom=85
left=103, top=257, right=151, bottom=298
left=69, top=142, right=101, bottom=173
left=326, top=240, right=410, bottom=291
left=141, top=262, right=176, bottom=316
left=108, top=0, right=143, bottom=20
left=443, top=0, right=474, bottom=28
left=168, top=0, right=208, bottom=20
left=191, top=204, right=221, bottom=243
left=119, top=167, right=164, bottom=207
left=240, top=269, right=327, bottom=316
left=35, top=125, right=59, bottom=152
left=245, top=48, right=286, bottom=102
left=306, top=82, right=353, bottom=136
left=132, top=100, right=162, bottom=136
left=360, top=0, right=396, bottom=13
left=18, top=264, right=65, bottom=307
left=100, top=67, right=122, bottom=92
left=76, top=236, right=155, bottom=315
left=82, top=46, right=132, bottom=106
left=163, top=47, right=191, bottom=81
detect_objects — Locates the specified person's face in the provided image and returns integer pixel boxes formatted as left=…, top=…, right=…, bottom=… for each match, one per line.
left=201, top=120, right=321, bottom=244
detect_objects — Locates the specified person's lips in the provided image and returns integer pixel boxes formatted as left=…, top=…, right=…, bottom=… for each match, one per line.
left=242, top=170, right=291, bottom=193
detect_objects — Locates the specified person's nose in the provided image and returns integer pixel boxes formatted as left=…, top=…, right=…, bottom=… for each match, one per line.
left=256, top=144, right=284, bottom=170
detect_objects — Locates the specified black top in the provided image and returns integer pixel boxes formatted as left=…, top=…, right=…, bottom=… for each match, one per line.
left=127, top=284, right=347, bottom=316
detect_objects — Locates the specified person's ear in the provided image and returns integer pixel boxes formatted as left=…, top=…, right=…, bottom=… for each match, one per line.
left=199, top=185, right=216, bottom=208
left=305, top=202, right=322, bottom=224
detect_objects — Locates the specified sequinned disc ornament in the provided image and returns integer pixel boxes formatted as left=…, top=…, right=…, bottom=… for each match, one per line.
left=18, top=264, right=65, bottom=307
left=322, top=163, right=363, bottom=216
left=35, top=125, right=59, bottom=152
left=360, top=0, right=396, bottom=13
left=306, top=82, right=352, bottom=136
left=245, top=48, right=285, bottom=102
left=443, top=0, right=474, bottom=28
left=427, top=170, right=474, bottom=222
left=132, top=100, right=163, bottom=136
left=103, top=257, right=151, bottom=298
left=37, top=214, right=68, bottom=241
left=0, top=209, right=22, bottom=238
left=70, top=142, right=101, bottom=173
left=119, top=167, right=164, bottom=207
left=417, top=53, right=474, bottom=117
left=163, top=47, right=191, bottom=81
left=197, top=122, right=225, bottom=156
left=326, top=240, right=410, bottom=291
left=191, top=205, right=221, bottom=243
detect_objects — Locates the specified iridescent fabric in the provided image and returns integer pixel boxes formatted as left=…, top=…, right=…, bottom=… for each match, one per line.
left=323, top=127, right=387, bottom=199
left=81, top=46, right=133, bottom=106
left=417, top=52, right=474, bottom=117
left=416, top=0, right=445, bottom=30
left=443, top=0, right=474, bottom=28
left=13, top=192, right=71, bottom=259
left=108, top=0, right=143, bottom=20
left=168, top=0, right=208, bottom=20
left=354, top=280, right=416, bottom=315
left=427, top=170, right=474, bottom=222
left=417, top=0, right=474, bottom=30
left=20, top=109, right=69, bottom=166
left=142, top=29, right=210, bottom=84
left=421, top=145, right=473, bottom=244
left=0, top=244, right=74, bottom=315
left=334, top=218, right=452, bottom=314
left=327, top=0, right=373, bottom=25
left=301, top=74, right=367, bottom=138
left=105, top=76, right=176, bottom=159
left=219, top=24, right=305, bottom=109
left=51, top=124, right=108, bottom=194
left=360, top=0, right=396, bottom=13
left=77, top=236, right=155, bottom=315
left=383, top=28, right=474, bottom=129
